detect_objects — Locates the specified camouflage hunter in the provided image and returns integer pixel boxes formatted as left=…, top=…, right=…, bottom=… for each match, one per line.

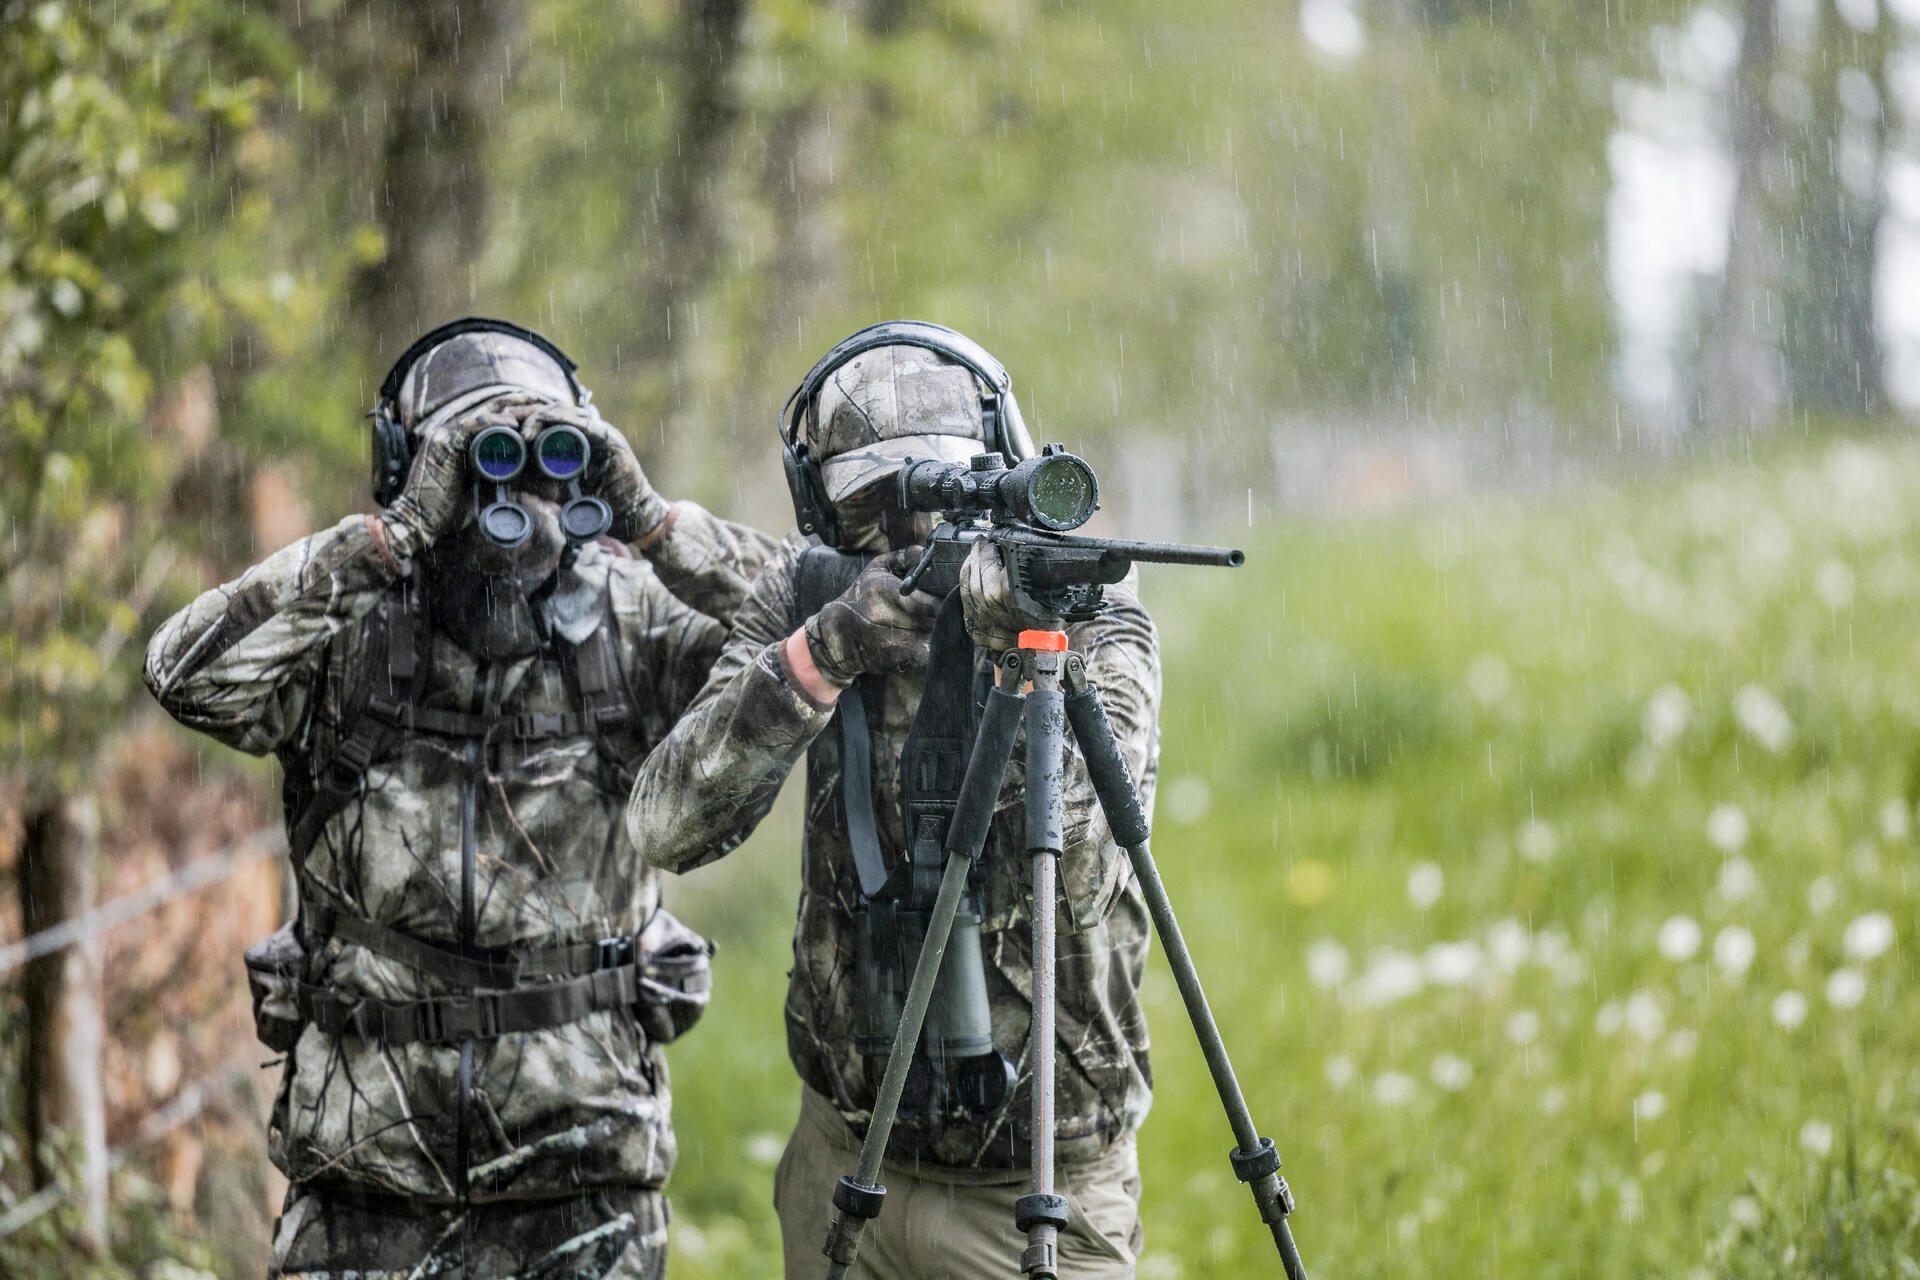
left=144, top=325, right=779, bottom=1278
left=626, top=341, right=1164, bottom=1175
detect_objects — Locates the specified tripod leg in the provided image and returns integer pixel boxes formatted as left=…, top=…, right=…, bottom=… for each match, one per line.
left=1064, top=675, right=1309, bottom=1280
left=1016, top=652, right=1071, bottom=1280
left=822, top=678, right=1027, bottom=1280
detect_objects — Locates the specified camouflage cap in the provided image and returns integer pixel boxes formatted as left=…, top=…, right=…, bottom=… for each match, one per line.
left=396, top=331, right=577, bottom=427
left=811, top=345, right=988, bottom=501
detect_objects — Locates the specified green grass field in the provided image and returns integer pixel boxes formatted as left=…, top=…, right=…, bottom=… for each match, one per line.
left=659, top=436, right=1920, bottom=1278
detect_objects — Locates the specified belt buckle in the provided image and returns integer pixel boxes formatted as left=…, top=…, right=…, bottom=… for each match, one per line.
left=595, top=936, right=628, bottom=970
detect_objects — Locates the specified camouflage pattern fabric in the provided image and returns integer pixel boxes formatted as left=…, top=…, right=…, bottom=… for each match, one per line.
left=627, top=538, right=1163, bottom=1169
left=270, top=1181, right=669, bottom=1279
left=145, top=501, right=777, bottom=1209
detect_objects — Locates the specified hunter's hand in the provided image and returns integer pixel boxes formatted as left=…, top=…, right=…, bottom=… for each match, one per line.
left=802, top=549, right=942, bottom=688
left=515, top=401, right=670, bottom=543
left=381, top=393, right=545, bottom=560
left=959, top=540, right=1064, bottom=653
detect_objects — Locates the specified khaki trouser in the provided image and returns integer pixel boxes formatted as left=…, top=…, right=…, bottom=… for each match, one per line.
left=773, top=1087, right=1143, bottom=1280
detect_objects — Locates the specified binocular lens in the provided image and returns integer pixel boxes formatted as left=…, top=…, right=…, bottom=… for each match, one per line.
left=471, top=426, right=526, bottom=482
left=560, top=495, right=613, bottom=542
left=536, top=425, right=589, bottom=480
left=478, top=501, right=533, bottom=547
left=1026, top=455, right=1097, bottom=530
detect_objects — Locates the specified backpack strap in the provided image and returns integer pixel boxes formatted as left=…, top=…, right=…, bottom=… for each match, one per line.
left=794, top=545, right=892, bottom=901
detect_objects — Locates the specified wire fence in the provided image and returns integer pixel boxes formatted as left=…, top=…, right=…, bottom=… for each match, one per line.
left=0, top=824, right=285, bottom=1240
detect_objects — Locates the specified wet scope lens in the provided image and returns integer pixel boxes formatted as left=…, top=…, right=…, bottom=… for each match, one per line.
left=471, top=426, right=526, bottom=482
left=1023, top=455, right=1097, bottom=530
left=535, top=424, right=589, bottom=480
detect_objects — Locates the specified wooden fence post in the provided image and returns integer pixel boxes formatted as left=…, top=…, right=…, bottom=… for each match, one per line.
left=20, top=791, right=108, bottom=1255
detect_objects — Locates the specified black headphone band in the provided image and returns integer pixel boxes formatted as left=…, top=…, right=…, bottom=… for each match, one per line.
left=377, top=316, right=582, bottom=413
left=779, top=320, right=1012, bottom=448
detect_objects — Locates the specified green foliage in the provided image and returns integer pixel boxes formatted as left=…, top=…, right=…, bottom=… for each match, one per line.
left=0, top=0, right=353, bottom=793
left=1704, top=1131, right=1920, bottom=1278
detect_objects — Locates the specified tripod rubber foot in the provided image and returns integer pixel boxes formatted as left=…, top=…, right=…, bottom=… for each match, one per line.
left=1014, top=1192, right=1070, bottom=1232
left=832, top=1176, right=887, bottom=1220
left=1230, top=1136, right=1282, bottom=1184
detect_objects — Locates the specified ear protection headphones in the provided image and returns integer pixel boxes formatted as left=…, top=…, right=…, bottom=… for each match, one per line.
left=370, top=317, right=585, bottom=506
left=779, top=320, right=1036, bottom=547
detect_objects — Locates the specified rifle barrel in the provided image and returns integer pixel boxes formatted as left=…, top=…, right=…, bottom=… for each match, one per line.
left=1083, top=536, right=1244, bottom=568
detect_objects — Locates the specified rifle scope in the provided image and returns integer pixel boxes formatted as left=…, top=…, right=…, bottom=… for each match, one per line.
left=898, top=447, right=1099, bottom=533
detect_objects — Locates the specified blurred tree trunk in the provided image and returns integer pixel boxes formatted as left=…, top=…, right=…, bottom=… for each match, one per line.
left=349, top=0, right=520, bottom=364
left=1781, top=0, right=1888, bottom=418
left=630, top=0, right=753, bottom=491
left=20, top=792, right=106, bottom=1255
left=1699, top=0, right=1785, bottom=434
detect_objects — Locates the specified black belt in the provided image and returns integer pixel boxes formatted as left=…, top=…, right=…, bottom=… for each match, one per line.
left=297, top=964, right=644, bottom=1046
left=300, top=877, right=634, bottom=989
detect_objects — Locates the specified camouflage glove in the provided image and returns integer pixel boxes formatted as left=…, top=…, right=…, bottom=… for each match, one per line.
left=803, top=549, right=942, bottom=687
left=381, top=393, right=544, bottom=561
left=959, top=539, right=1064, bottom=653
left=518, top=401, right=670, bottom=543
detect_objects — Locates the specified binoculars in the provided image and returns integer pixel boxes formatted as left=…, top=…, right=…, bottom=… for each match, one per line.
left=469, top=421, right=614, bottom=548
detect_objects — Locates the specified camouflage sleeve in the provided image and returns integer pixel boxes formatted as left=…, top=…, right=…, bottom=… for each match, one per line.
left=1057, top=582, right=1163, bottom=930
left=143, top=513, right=402, bottom=756
left=626, top=538, right=835, bottom=872
left=639, top=500, right=783, bottom=627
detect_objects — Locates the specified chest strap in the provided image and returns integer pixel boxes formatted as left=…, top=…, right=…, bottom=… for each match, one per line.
left=362, top=693, right=630, bottom=742
left=301, top=876, right=634, bottom=989
left=295, top=963, right=646, bottom=1046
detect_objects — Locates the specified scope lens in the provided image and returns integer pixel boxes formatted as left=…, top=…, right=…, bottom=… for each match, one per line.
left=471, top=427, right=526, bottom=482
left=536, top=424, right=589, bottom=480
left=1026, top=456, right=1097, bottom=529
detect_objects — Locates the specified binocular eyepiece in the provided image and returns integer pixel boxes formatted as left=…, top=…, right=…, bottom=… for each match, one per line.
left=469, top=421, right=613, bottom=548
left=898, top=445, right=1100, bottom=533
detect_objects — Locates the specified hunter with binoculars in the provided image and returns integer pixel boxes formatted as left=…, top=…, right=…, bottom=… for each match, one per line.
left=145, top=317, right=1300, bottom=1280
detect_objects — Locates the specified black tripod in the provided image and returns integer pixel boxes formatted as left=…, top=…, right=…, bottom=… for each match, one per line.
left=821, top=630, right=1307, bottom=1280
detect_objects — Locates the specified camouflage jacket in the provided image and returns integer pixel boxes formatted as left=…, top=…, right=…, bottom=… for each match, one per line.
left=144, top=503, right=778, bottom=1202
left=627, top=538, right=1162, bottom=1170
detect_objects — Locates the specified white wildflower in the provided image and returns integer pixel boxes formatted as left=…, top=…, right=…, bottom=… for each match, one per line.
left=1666, top=1028, right=1699, bottom=1058
left=1643, top=685, right=1691, bottom=749
left=1807, top=877, right=1838, bottom=913
left=1825, top=968, right=1866, bottom=1009
left=1842, top=912, right=1895, bottom=962
left=1407, top=861, right=1444, bottom=911
left=1728, top=1195, right=1763, bottom=1228
left=1373, top=1072, right=1416, bottom=1106
left=1595, top=1001, right=1624, bottom=1036
left=1715, top=856, right=1760, bottom=902
left=1486, top=919, right=1530, bottom=971
left=1771, top=990, right=1808, bottom=1029
left=1324, top=1054, right=1356, bottom=1088
left=1430, top=1054, right=1474, bottom=1092
left=1881, top=798, right=1910, bottom=842
left=745, top=1132, right=784, bottom=1167
left=1800, top=1119, right=1834, bottom=1157
left=1624, top=991, right=1665, bottom=1041
left=1707, top=804, right=1751, bottom=853
left=1734, top=686, right=1793, bottom=753
left=1814, top=559, right=1854, bottom=610
left=1506, top=1009, right=1541, bottom=1046
left=1541, top=1086, right=1568, bottom=1116
left=1424, top=940, right=1483, bottom=987
left=1658, top=915, right=1703, bottom=962
left=1634, top=1091, right=1667, bottom=1121
left=1350, top=949, right=1425, bottom=1008
left=1518, top=819, right=1558, bottom=862
left=1713, top=926, right=1756, bottom=980
left=1164, top=776, right=1212, bottom=825
left=1306, top=938, right=1351, bottom=989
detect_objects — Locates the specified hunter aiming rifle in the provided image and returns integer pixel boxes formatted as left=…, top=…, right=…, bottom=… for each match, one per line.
left=817, top=445, right=1308, bottom=1280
